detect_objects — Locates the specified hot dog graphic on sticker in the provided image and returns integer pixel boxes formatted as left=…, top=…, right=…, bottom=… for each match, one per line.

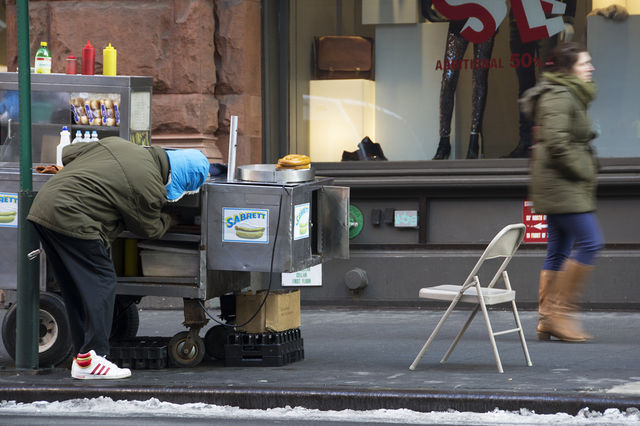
left=0, top=193, right=18, bottom=225
left=223, top=207, right=269, bottom=243
left=234, top=224, right=265, bottom=239
left=0, top=210, right=16, bottom=223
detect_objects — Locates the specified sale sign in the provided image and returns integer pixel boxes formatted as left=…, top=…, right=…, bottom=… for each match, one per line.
left=432, top=0, right=568, bottom=44
left=522, top=200, right=547, bottom=243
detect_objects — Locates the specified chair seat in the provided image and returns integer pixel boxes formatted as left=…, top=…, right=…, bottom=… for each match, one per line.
left=419, top=284, right=515, bottom=305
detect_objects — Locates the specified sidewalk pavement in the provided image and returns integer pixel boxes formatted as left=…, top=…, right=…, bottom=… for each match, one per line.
left=0, top=307, right=639, bottom=415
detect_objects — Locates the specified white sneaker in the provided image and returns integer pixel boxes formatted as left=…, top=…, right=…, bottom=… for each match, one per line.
left=71, top=350, right=131, bottom=380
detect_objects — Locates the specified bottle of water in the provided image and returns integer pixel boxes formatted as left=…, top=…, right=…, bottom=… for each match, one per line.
left=90, top=130, right=99, bottom=142
left=83, top=131, right=91, bottom=142
left=72, top=130, right=82, bottom=143
left=56, top=126, right=71, bottom=166
left=34, top=42, right=52, bottom=74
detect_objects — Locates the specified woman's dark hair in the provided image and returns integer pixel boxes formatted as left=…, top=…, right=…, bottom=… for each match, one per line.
left=544, top=42, right=588, bottom=73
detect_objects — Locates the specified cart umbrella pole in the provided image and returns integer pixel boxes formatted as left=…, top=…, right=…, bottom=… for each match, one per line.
left=15, top=0, right=40, bottom=369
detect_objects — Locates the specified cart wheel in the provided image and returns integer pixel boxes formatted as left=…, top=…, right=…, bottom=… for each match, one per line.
left=204, top=325, right=231, bottom=360
left=168, top=331, right=205, bottom=368
left=110, top=297, right=139, bottom=340
left=1, top=292, right=73, bottom=367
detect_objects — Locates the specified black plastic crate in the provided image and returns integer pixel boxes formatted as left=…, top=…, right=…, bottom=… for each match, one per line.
left=224, top=328, right=304, bottom=367
left=110, top=336, right=170, bottom=369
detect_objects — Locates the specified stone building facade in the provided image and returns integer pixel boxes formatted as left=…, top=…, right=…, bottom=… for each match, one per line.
left=6, top=0, right=262, bottom=165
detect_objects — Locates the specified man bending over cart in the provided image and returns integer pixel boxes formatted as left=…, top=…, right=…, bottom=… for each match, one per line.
left=27, top=136, right=209, bottom=379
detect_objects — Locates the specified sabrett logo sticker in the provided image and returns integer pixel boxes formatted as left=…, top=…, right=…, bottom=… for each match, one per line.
left=222, top=207, right=269, bottom=244
left=0, top=192, right=18, bottom=228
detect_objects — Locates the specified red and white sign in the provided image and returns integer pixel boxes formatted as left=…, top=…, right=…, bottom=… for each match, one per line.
left=432, top=0, right=567, bottom=44
left=522, top=200, right=547, bottom=243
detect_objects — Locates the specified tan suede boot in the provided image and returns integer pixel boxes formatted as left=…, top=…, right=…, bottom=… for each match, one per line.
left=536, top=270, right=557, bottom=333
left=562, top=259, right=594, bottom=340
left=537, top=259, right=593, bottom=342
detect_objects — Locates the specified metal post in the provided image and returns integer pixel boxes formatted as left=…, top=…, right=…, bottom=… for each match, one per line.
left=227, top=115, right=238, bottom=181
left=16, top=0, right=40, bottom=369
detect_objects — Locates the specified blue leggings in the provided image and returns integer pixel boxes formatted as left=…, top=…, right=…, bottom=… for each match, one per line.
left=543, top=212, right=604, bottom=270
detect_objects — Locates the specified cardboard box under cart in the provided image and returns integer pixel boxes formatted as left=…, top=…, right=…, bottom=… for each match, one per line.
left=235, top=289, right=301, bottom=333
left=226, top=289, right=303, bottom=366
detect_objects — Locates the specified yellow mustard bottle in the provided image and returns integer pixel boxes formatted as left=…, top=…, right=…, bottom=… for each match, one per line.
left=103, top=43, right=117, bottom=76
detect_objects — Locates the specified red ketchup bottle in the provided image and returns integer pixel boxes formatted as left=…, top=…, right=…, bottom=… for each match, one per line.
left=81, top=41, right=95, bottom=75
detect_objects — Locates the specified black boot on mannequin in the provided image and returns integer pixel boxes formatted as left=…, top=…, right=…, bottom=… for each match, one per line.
left=504, top=133, right=532, bottom=158
left=466, top=133, right=481, bottom=159
left=432, top=136, right=451, bottom=160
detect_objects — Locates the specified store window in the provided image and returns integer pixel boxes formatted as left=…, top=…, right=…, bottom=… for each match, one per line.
left=287, top=0, right=640, bottom=161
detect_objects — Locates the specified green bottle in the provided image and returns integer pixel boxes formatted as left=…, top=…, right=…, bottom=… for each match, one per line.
left=35, top=41, right=52, bottom=74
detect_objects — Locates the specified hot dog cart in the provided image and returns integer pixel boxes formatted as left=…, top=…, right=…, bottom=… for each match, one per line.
left=0, top=163, right=349, bottom=367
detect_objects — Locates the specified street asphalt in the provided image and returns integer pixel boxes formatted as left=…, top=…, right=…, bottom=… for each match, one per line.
left=0, top=307, right=639, bottom=415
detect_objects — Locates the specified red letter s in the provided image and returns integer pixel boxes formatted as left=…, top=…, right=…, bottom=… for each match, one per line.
left=432, top=0, right=507, bottom=44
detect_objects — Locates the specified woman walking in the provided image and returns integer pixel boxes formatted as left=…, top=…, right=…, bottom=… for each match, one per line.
left=521, top=42, right=604, bottom=342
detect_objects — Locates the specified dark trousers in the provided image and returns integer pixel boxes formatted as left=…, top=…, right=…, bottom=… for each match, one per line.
left=543, top=213, right=604, bottom=270
left=32, top=223, right=116, bottom=356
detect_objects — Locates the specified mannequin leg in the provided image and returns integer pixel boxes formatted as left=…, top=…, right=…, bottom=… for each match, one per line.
left=433, top=25, right=468, bottom=160
left=505, top=11, right=537, bottom=158
left=466, top=35, right=495, bottom=159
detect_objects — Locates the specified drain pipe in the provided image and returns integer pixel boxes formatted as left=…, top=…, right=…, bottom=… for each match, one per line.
left=15, top=0, right=40, bottom=369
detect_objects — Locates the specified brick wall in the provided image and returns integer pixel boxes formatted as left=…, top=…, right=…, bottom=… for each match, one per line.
left=6, top=0, right=262, bottom=164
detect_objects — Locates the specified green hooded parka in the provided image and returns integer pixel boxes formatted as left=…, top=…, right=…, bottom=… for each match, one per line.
left=521, top=72, right=598, bottom=215
left=28, top=137, right=171, bottom=247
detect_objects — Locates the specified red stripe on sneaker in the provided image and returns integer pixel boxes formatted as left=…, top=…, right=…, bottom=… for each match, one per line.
left=91, top=364, right=102, bottom=375
left=104, top=367, right=110, bottom=375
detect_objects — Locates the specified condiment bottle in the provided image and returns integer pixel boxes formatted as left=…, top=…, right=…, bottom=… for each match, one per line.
left=65, top=54, right=77, bottom=74
left=56, top=126, right=71, bottom=166
left=81, top=41, right=95, bottom=75
left=102, top=43, right=117, bottom=76
left=34, top=42, right=52, bottom=74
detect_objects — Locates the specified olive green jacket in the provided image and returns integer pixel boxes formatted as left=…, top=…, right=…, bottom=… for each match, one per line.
left=28, top=136, right=171, bottom=247
left=522, top=77, right=598, bottom=214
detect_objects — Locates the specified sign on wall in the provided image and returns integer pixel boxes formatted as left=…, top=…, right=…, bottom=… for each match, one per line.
left=522, top=200, right=547, bottom=243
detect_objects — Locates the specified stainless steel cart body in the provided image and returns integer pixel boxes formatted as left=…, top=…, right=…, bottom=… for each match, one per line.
left=1, top=169, right=349, bottom=296
left=205, top=177, right=349, bottom=273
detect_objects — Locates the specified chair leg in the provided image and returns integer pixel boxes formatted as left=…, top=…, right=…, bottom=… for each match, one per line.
left=409, top=297, right=461, bottom=370
left=503, top=270, right=532, bottom=367
left=511, top=300, right=533, bottom=367
left=477, top=286, right=504, bottom=373
left=441, top=305, right=480, bottom=363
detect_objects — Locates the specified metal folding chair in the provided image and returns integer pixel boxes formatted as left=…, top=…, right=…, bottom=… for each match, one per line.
left=409, top=223, right=532, bottom=373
